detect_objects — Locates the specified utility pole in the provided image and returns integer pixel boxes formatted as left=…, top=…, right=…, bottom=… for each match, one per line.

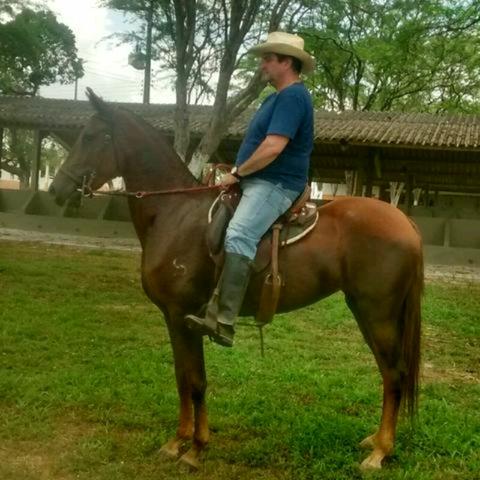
left=74, top=77, right=78, bottom=100
left=143, top=0, right=154, bottom=104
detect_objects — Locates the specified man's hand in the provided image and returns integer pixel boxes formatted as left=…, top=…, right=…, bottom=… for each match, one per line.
left=218, top=173, right=239, bottom=188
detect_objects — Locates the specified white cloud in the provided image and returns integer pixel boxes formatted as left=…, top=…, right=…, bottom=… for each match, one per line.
left=40, top=0, right=176, bottom=104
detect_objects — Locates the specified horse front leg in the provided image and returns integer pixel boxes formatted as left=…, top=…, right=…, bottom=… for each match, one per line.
left=160, top=317, right=209, bottom=470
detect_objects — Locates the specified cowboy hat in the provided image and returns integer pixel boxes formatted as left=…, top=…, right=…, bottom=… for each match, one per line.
left=249, top=31, right=315, bottom=74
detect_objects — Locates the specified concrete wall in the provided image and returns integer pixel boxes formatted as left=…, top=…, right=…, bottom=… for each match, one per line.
left=410, top=204, right=480, bottom=220
left=0, top=189, right=130, bottom=220
left=412, top=216, right=480, bottom=265
left=0, top=189, right=134, bottom=238
left=1, top=188, right=479, bottom=266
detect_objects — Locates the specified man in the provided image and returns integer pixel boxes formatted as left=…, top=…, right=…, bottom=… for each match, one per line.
left=186, top=31, right=315, bottom=347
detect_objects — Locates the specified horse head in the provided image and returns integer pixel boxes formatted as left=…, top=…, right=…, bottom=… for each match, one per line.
left=49, top=88, right=122, bottom=205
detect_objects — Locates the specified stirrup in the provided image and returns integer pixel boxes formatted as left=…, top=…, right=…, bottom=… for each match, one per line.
left=185, top=314, right=217, bottom=336
left=185, top=315, right=233, bottom=347
left=210, top=323, right=234, bottom=347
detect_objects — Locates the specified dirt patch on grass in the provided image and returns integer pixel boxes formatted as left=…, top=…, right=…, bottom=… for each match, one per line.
left=422, top=325, right=479, bottom=385
left=0, top=418, right=98, bottom=480
left=0, top=441, right=72, bottom=480
left=422, top=361, right=479, bottom=384
left=425, top=264, right=480, bottom=284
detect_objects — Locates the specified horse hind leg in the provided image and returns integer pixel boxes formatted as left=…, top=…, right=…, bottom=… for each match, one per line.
left=360, top=366, right=402, bottom=470
left=346, top=295, right=403, bottom=470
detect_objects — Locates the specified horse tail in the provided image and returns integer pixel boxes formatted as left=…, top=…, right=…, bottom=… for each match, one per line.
left=400, top=246, right=424, bottom=418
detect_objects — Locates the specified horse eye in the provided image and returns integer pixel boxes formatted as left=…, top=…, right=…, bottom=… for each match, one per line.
left=82, top=133, right=94, bottom=143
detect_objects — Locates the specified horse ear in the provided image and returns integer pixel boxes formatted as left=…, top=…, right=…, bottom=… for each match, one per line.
left=85, top=87, right=113, bottom=120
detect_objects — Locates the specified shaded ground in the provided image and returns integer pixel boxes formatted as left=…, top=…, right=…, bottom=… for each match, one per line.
left=1, top=227, right=479, bottom=284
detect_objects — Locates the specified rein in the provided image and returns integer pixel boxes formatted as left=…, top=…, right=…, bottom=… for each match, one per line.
left=59, top=165, right=222, bottom=199
left=79, top=184, right=223, bottom=199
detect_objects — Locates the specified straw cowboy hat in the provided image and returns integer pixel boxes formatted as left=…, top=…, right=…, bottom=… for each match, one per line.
left=249, top=31, right=315, bottom=74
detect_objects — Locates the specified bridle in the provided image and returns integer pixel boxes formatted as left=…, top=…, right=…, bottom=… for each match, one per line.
left=58, top=128, right=222, bottom=200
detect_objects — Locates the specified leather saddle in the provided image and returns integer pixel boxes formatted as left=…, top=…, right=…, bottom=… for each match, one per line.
left=206, top=183, right=318, bottom=326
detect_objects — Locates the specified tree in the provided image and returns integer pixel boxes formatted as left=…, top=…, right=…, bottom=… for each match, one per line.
left=0, top=7, right=84, bottom=96
left=0, top=5, right=83, bottom=186
left=100, top=0, right=312, bottom=176
left=1, top=129, right=66, bottom=189
left=301, top=0, right=480, bottom=113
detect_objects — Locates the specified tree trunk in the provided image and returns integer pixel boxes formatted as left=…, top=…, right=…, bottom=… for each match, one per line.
left=174, top=77, right=190, bottom=161
left=189, top=149, right=212, bottom=179
left=180, top=0, right=292, bottom=177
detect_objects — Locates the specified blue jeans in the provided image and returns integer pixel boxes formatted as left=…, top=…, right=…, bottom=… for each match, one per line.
left=224, top=177, right=300, bottom=260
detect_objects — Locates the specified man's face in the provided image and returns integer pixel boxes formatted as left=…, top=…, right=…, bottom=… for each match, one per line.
left=260, top=53, right=289, bottom=84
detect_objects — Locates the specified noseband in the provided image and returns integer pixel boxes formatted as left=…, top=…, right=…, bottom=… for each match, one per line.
left=58, top=165, right=97, bottom=198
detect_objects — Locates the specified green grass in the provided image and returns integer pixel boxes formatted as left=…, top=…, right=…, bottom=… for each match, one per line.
left=1, top=240, right=479, bottom=480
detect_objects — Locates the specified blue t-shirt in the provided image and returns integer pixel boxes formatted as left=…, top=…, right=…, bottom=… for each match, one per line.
left=235, top=82, right=313, bottom=193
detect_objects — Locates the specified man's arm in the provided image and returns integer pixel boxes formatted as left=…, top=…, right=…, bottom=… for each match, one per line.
left=221, top=134, right=289, bottom=186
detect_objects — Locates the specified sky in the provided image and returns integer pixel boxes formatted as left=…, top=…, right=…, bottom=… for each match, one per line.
left=40, top=0, right=176, bottom=104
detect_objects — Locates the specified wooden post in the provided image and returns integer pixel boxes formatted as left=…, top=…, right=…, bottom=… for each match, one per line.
left=379, top=184, right=387, bottom=201
left=405, top=174, right=413, bottom=215
left=354, top=167, right=365, bottom=197
left=345, top=170, right=355, bottom=196
left=365, top=171, right=373, bottom=197
left=389, top=181, right=405, bottom=206
left=0, top=127, right=3, bottom=179
left=31, top=130, right=43, bottom=191
left=364, top=149, right=379, bottom=198
left=374, top=151, right=382, bottom=179
left=332, top=183, right=338, bottom=197
left=413, top=187, right=422, bottom=206
left=424, top=185, right=430, bottom=206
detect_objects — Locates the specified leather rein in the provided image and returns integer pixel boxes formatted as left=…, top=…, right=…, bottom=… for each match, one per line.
left=58, top=165, right=222, bottom=199
left=84, top=183, right=222, bottom=199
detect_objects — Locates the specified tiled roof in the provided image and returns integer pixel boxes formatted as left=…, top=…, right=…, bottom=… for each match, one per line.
left=312, top=110, right=480, bottom=150
left=1, top=95, right=479, bottom=150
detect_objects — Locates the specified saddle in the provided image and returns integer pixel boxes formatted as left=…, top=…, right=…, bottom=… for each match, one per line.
left=206, top=183, right=318, bottom=327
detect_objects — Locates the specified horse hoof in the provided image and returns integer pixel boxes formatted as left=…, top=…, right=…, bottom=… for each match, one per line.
left=159, top=439, right=181, bottom=459
left=360, top=451, right=383, bottom=471
left=359, top=434, right=377, bottom=450
left=178, top=448, right=201, bottom=471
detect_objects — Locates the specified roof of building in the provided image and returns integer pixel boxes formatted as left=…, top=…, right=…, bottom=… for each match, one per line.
left=1, top=95, right=479, bottom=151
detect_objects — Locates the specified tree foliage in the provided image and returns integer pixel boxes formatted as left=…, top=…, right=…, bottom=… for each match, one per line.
left=0, top=6, right=84, bottom=96
left=301, top=0, right=480, bottom=113
left=1, top=129, right=66, bottom=188
left=0, top=4, right=83, bottom=185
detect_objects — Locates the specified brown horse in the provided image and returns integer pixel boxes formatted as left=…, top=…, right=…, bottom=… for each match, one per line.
left=49, top=89, right=423, bottom=471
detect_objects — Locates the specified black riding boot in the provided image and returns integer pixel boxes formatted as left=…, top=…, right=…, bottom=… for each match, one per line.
left=185, top=252, right=252, bottom=347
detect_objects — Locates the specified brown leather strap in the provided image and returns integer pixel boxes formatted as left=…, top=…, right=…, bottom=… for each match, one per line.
left=271, top=224, right=281, bottom=280
left=255, top=224, right=283, bottom=326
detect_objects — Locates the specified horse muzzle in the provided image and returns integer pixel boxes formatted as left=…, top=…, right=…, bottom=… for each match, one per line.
left=48, top=180, right=75, bottom=206
left=49, top=166, right=96, bottom=206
